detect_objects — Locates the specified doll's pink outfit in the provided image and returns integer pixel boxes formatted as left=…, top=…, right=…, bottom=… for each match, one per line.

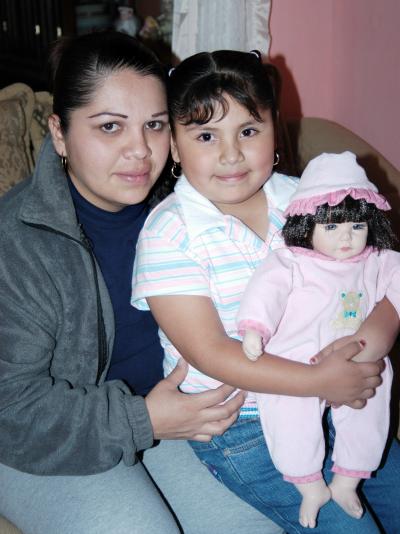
left=237, top=152, right=400, bottom=483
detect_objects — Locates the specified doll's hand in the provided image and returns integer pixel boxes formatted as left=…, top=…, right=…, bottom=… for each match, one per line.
left=145, top=359, right=246, bottom=442
left=242, top=330, right=263, bottom=361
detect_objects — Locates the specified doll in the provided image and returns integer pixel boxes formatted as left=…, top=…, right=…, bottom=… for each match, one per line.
left=237, top=151, right=400, bottom=528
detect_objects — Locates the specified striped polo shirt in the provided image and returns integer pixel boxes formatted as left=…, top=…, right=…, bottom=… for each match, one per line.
left=132, top=173, right=298, bottom=413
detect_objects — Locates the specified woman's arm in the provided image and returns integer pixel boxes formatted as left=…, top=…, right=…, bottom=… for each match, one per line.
left=148, top=294, right=382, bottom=406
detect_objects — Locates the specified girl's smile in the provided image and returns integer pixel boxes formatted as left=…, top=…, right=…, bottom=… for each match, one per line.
left=215, top=171, right=249, bottom=182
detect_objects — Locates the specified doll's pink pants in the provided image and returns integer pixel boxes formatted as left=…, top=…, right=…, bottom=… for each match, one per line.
left=256, top=358, right=393, bottom=482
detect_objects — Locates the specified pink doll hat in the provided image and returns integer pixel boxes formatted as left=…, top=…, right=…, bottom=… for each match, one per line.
left=284, top=151, right=391, bottom=217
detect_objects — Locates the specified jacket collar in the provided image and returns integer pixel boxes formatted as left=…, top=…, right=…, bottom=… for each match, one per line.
left=18, top=135, right=81, bottom=240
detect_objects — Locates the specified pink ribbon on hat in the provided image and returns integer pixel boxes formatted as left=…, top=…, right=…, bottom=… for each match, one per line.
left=284, top=188, right=391, bottom=217
left=283, top=151, right=391, bottom=217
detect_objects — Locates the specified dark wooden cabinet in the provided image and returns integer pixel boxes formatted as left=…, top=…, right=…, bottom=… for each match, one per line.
left=0, top=0, right=75, bottom=90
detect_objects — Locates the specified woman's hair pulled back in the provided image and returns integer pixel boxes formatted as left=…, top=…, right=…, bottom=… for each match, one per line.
left=50, top=30, right=166, bottom=132
left=167, top=50, right=279, bottom=134
left=282, top=196, right=398, bottom=251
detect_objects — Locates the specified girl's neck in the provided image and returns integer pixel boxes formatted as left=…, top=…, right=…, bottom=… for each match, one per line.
left=216, top=188, right=268, bottom=240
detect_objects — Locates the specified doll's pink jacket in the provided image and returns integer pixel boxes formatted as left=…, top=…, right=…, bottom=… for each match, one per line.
left=237, top=246, right=400, bottom=356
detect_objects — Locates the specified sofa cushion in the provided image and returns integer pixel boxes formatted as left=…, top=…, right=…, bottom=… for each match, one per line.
left=0, top=83, right=35, bottom=195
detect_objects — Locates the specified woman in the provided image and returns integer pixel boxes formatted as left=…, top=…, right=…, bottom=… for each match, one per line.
left=0, top=32, right=386, bottom=533
left=0, top=30, right=282, bottom=534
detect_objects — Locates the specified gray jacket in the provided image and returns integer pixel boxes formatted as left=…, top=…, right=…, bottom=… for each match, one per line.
left=0, top=137, right=153, bottom=475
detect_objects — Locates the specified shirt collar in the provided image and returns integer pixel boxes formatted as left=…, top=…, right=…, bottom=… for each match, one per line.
left=175, top=175, right=225, bottom=240
left=174, top=172, right=293, bottom=241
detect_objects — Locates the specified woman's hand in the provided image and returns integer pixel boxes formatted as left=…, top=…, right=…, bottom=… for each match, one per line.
left=145, top=359, right=246, bottom=442
left=311, top=340, right=384, bottom=408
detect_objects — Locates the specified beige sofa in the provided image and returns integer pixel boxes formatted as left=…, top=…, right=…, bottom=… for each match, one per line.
left=0, top=83, right=53, bottom=196
left=0, top=83, right=399, bottom=534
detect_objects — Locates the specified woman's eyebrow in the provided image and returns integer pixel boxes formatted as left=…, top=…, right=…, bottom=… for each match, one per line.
left=87, top=112, right=128, bottom=119
left=87, top=110, right=169, bottom=119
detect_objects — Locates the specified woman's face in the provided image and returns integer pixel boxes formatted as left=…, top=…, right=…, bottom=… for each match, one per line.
left=50, top=69, right=170, bottom=211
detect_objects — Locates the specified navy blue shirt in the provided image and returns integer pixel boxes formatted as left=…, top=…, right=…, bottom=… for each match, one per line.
left=69, top=180, right=164, bottom=395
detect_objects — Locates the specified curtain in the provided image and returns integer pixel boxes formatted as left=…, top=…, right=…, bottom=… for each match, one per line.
left=172, top=0, right=271, bottom=61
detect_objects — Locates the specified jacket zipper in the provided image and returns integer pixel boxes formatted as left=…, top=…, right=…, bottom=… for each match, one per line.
left=27, top=223, right=108, bottom=384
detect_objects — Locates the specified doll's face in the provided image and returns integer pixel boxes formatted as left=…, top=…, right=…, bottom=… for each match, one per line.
left=312, top=221, right=368, bottom=260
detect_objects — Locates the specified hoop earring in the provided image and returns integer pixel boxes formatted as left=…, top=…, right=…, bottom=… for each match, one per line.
left=171, top=161, right=181, bottom=179
left=61, top=155, right=68, bottom=173
left=273, top=151, right=280, bottom=167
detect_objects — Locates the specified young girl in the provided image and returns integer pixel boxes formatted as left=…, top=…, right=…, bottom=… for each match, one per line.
left=238, top=151, right=400, bottom=528
left=131, top=50, right=400, bottom=533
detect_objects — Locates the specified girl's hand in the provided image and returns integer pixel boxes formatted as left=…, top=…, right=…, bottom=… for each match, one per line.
left=312, top=341, right=384, bottom=409
left=310, top=335, right=353, bottom=364
left=145, top=359, right=246, bottom=442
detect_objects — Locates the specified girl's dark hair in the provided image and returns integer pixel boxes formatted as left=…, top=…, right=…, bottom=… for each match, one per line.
left=49, top=30, right=166, bottom=132
left=282, top=195, right=397, bottom=251
left=167, top=50, right=279, bottom=136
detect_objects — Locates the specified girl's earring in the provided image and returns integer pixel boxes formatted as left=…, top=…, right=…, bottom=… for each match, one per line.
left=61, top=155, right=68, bottom=173
left=171, top=161, right=181, bottom=179
left=273, top=151, right=280, bottom=167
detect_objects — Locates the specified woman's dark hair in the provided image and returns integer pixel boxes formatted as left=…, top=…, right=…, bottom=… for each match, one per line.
left=282, top=195, right=397, bottom=251
left=167, top=50, right=280, bottom=136
left=49, top=30, right=167, bottom=132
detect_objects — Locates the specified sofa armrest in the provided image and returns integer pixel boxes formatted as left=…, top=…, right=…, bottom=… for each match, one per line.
left=0, top=83, right=35, bottom=195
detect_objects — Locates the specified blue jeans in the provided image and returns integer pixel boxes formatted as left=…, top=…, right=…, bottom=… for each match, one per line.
left=189, top=415, right=400, bottom=534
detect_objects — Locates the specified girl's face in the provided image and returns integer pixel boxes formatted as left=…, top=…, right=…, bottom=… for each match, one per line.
left=171, top=95, right=275, bottom=212
left=312, top=221, right=368, bottom=260
left=49, top=69, right=170, bottom=212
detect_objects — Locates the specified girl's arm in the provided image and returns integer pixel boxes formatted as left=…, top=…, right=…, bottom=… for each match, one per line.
left=354, top=297, right=399, bottom=361
left=147, top=294, right=383, bottom=407
left=319, top=297, right=399, bottom=363
left=352, top=253, right=400, bottom=362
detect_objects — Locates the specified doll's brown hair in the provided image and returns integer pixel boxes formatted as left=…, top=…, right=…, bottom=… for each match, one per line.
left=282, top=195, right=397, bottom=251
